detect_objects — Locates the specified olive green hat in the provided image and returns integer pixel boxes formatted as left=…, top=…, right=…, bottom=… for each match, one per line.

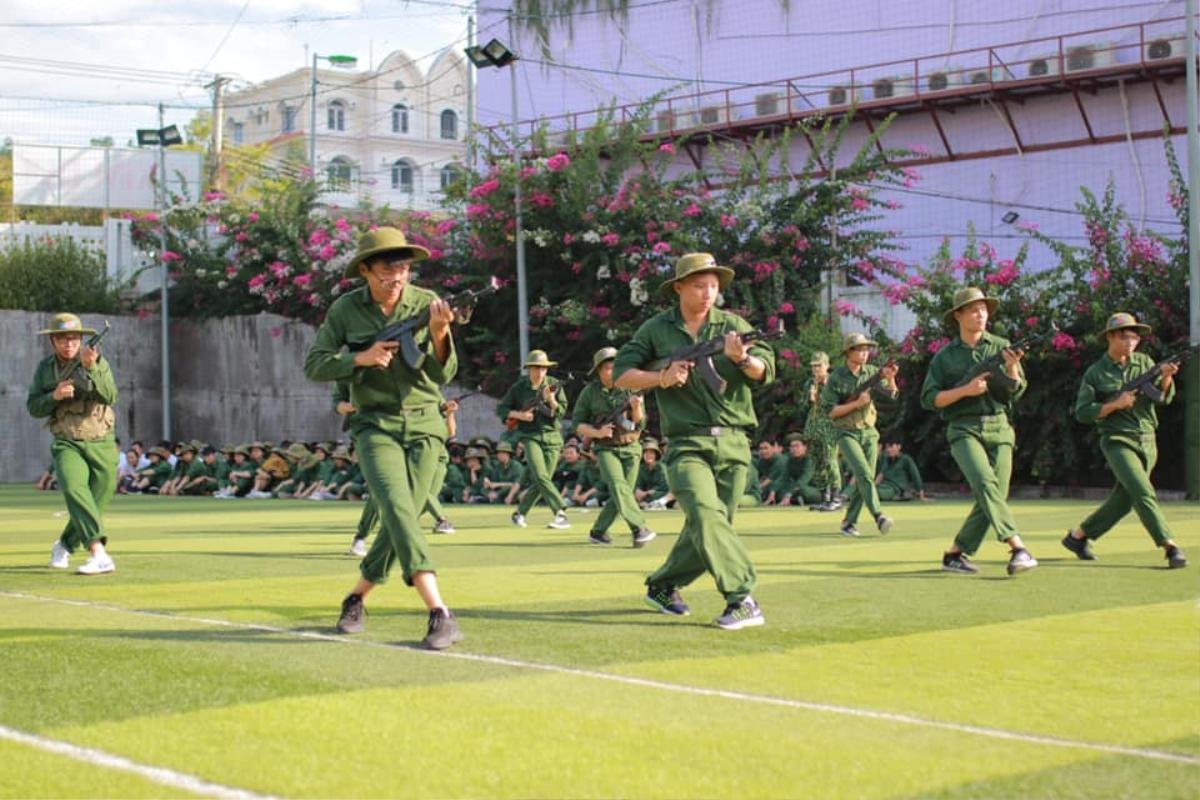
left=150, top=446, right=171, bottom=459
left=177, top=442, right=197, bottom=455
left=232, top=445, right=250, bottom=457
left=346, top=227, right=430, bottom=279
left=809, top=351, right=830, bottom=366
left=841, top=332, right=877, bottom=353
left=331, top=446, right=352, bottom=461
left=641, top=438, right=662, bottom=454
left=495, top=441, right=514, bottom=454
left=218, top=445, right=235, bottom=455
left=286, top=443, right=311, bottom=460
left=1101, top=311, right=1151, bottom=338
left=943, top=286, right=999, bottom=326
left=658, top=252, right=734, bottom=297
left=784, top=432, right=807, bottom=445
left=589, top=346, right=619, bottom=375
left=524, top=349, right=557, bottom=368
left=464, top=447, right=485, bottom=460
left=38, top=312, right=97, bottom=337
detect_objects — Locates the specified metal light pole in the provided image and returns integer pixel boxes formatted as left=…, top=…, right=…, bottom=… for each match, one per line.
left=1185, top=0, right=1199, bottom=500
left=309, top=53, right=358, bottom=175
left=157, top=103, right=172, bottom=440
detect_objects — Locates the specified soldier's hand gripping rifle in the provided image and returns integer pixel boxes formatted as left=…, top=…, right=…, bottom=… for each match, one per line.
left=348, top=278, right=501, bottom=369
left=1108, top=343, right=1200, bottom=403
left=644, top=322, right=786, bottom=394
left=57, top=321, right=111, bottom=394
left=836, top=353, right=899, bottom=403
left=952, top=322, right=1060, bottom=389
left=583, top=392, right=642, bottom=447
left=505, top=380, right=559, bottom=431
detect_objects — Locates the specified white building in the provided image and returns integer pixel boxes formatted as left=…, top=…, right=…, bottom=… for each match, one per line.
left=223, top=49, right=468, bottom=210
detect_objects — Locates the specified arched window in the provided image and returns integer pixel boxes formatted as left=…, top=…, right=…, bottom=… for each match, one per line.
left=391, top=159, right=414, bottom=193
left=439, top=164, right=462, bottom=190
left=440, top=109, right=457, bottom=140
left=391, top=104, right=409, bottom=134
left=327, top=100, right=346, bottom=131
left=327, top=156, right=353, bottom=190
left=281, top=105, right=296, bottom=134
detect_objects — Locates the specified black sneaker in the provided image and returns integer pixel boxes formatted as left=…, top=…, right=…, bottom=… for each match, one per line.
left=336, top=593, right=365, bottom=634
left=1006, top=548, right=1039, bottom=576
left=588, top=531, right=613, bottom=546
left=1061, top=532, right=1096, bottom=561
left=1166, top=546, right=1188, bottom=569
left=839, top=520, right=860, bottom=537
left=714, top=597, right=765, bottom=630
left=421, top=608, right=464, bottom=650
left=941, top=551, right=979, bottom=575
left=632, top=528, right=657, bottom=548
left=875, top=513, right=894, bottom=535
left=644, top=585, right=690, bottom=616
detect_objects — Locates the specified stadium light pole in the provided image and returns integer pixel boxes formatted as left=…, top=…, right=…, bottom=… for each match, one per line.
left=310, top=53, right=358, bottom=175
left=466, top=34, right=528, bottom=364
left=1185, top=0, right=1199, bottom=500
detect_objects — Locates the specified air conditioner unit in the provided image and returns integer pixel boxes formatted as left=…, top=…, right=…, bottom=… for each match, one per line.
left=965, top=67, right=1003, bottom=85
left=548, top=129, right=576, bottom=149
left=655, top=110, right=676, bottom=132
left=827, top=84, right=862, bottom=106
left=925, top=67, right=960, bottom=92
left=1026, top=53, right=1061, bottom=78
left=1065, top=42, right=1115, bottom=73
left=1144, top=35, right=1185, bottom=61
left=698, top=105, right=731, bottom=125
left=872, top=75, right=914, bottom=99
left=754, top=92, right=781, bottom=117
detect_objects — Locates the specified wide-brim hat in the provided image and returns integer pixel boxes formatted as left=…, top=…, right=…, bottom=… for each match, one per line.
left=331, top=446, right=352, bottom=461
left=495, top=442, right=515, bottom=454
left=809, top=351, right=830, bottom=366
left=524, top=349, right=557, bottom=368
left=784, top=432, right=807, bottom=445
left=658, top=252, right=734, bottom=297
left=286, top=443, right=311, bottom=460
left=1101, top=311, right=1151, bottom=338
left=312, top=442, right=331, bottom=455
left=232, top=446, right=250, bottom=457
left=943, top=286, right=999, bottom=326
left=177, top=443, right=197, bottom=455
left=589, top=346, right=619, bottom=375
left=464, top=447, right=485, bottom=460
left=150, top=446, right=171, bottom=459
left=346, top=227, right=430, bottom=279
left=642, top=438, right=662, bottom=454
left=219, top=445, right=235, bottom=455
left=841, top=332, right=877, bottom=353
left=38, top=312, right=97, bottom=337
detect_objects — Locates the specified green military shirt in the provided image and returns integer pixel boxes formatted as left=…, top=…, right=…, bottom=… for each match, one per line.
left=798, top=377, right=824, bottom=429
left=304, top=284, right=456, bottom=438
left=1074, top=351, right=1175, bottom=443
left=921, top=331, right=1026, bottom=421
left=744, top=462, right=763, bottom=503
left=551, top=459, right=583, bottom=492
left=575, top=461, right=608, bottom=499
left=139, top=461, right=173, bottom=488
left=496, top=376, right=568, bottom=442
left=215, top=458, right=234, bottom=487
left=442, top=462, right=466, bottom=494
left=486, top=458, right=524, bottom=487
left=636, top=460, right=669, bottom=495
left=612, top=305, right=776, bottom=438
left=26, top=353, right=118, bottom=441
left=821, top=364, right=895, bottom=431
left=186, top=458, right=214, bottom=481
left=877, top=453, right=923, bottom=492
left=463, top=464, right=488, bottom=497
left=171, top=458, right=193, bottom=480
left=778, top=454, right=815, bottom=496
left=572, top=380, right=644, bottom=447
left=758, top=454, right=786, bottom=487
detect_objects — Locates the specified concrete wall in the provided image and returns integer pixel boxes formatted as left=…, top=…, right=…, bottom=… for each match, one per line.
left=4, top=310, right=504, bottom=484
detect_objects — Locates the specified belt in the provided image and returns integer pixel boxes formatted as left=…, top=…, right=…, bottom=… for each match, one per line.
left=678, top=425, right=747, bottom=438
left=359, top=404, right=438, bottom=417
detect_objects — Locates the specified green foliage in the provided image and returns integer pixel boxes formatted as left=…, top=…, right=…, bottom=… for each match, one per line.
left=0, top=237, right=123, bottom=313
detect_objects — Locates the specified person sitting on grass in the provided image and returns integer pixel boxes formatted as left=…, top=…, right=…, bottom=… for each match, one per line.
left=246, top=445, right=291, bottom=498
left=214, top=446, right=255, bottom=498
left=132, top=447, right=173, bottom=494
left=461, top=447, right=490, bottom=504
left=634, top=439, right=670, bottom=509
left=484, top=441, right=523, bottom=504
left=777, top=434, right=822, bottom=507
left=266, top=443, right=312, bottom=498
left=874, top=434, right=929, bottom=501
left=552, top=443, right=585, bottom=507
left=331, top=448, right=367, bottom=501
left=159, top=442, right=198, bottom=496
left=177, top=446, right=220, bottom=496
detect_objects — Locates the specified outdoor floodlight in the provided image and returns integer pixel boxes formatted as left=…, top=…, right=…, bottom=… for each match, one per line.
left=466, top=38, right=516, bottom=69
left=464, top=45, right=492, bottom=69
left=1001, top=211, right=1020, bottom=225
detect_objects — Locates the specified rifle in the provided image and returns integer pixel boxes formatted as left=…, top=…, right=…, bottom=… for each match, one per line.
left=57, top=321, right=111, bottom=394
left=347, top=278, right=501, bottom=369
left=341, top=388, right=481, bottom=433
left=952, top=322, right=1060, bottom=389
left=583, top=392, right=642, bottom=447
left=505, top=379, right=560, bottom=431
left=644, top=322, right=786, bottom=394
left=1109, top=343, right=1199, bottom=403
left=836, top=354, right=898, bottom=403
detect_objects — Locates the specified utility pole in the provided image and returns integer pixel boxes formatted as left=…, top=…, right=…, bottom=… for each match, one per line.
left=157, top=102, right=172, bottom=441
left=206, top=75, right=231, bottom=191
left=466, top=14, right=475, bottom=170
left=1185, top=0, right=1199, bottom=500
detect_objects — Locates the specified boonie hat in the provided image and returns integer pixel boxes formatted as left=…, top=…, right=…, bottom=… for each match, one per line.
left=1101, top=311, right=1151, bottom=338
left=590, top=346, right=619, bottom=375
left=38, top=312, right=97, bottom=337
left=658, top=252, right=734, bottom=297
left=943, top=286, right=999, bottom=326
left=841, top=332, right=877, bottom=353
left=524, top=349, right=557, bottom=368
left=346, top=227, right=431, bottom=279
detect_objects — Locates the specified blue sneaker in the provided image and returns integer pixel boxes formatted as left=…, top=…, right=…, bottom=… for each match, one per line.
left=714, top=597, right=765, bottom=630
left=644, top=585, right=690, bottom=616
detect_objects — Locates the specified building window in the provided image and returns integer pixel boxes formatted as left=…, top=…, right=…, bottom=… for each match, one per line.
left=391, top=159, right=414, bottom=193
left=327, top=100, right=346, bottom=131
left=232, top=121, right=244, bottom=145
left=440, top=109, right=457, bottom=140
left=281, top=106, right=296, bottom=134
left=439, top=164, right=462, bottom=190
left=327, top=156, right=353, bottom=190
left=391, top=104, right=409, bottom=134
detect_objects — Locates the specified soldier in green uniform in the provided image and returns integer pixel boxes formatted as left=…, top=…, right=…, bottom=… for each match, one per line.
left=756, top=439, right=787, bottom=505
left=1063, top=312, right=1186, bottom=568
left=462, top=447, right=490, bottom=503
left=179, top=446, right=220, bottom=495
left=614, top=252, right=776, bottom=630
left=133, top=446, right=173, bottom=493
left=777, top=434, right=821, bottom=506
left=159, top=442, right=196, bottom=496
left=802, top=351, right=842, bottom=512
left=573, top=346, right=656, bottom=547
left=304, top=227, right=463, bottom=650
left=921, top=287, right=1037, bottom=576
left=821, top=333, right=898, bottom=536
left=26, top=312, right=118, bottom=575
left=485, top=441, right=524, bottom=504
left=874, top=435, right=927, bottom=501
left=498, top=350, right=571, bottom=529
left=741, top=461, right=763, bottom=508
left=634, top=438, right=670, bottom=508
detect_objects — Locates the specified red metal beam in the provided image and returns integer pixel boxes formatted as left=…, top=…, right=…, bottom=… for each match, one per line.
left=1070, top=85, right=1097, bottom=144
left=1150, top=73, right=1174, bottom=128
left=923, top=102, right=954, bottom=161
left=993, top=93, right=1025, bottom=153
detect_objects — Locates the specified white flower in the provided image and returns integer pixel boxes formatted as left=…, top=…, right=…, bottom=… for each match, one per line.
left=581, top=230, right=601, bottom=244
left=217, top=280, right=228, bottom=289
left=629, top=277, right=648, bottom=307
left=596, top=264, right=611, bottom=279
left=194, top=268, right=207, bottom=278
left=606, top=327, right=618, bottom=341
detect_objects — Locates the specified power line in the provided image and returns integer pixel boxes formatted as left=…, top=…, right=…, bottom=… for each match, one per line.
left=198, top=0, right=254, bottom=74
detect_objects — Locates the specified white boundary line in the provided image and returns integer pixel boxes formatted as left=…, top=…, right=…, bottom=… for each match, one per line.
left=0, top=723, right=278, bottom=800
left=4, top=590, right=1198, bottom=767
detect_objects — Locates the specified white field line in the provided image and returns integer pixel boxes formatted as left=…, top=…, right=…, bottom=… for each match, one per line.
left=3, top=590, right=1198, bottom=767
left=0, top=723, right=279, bottom=800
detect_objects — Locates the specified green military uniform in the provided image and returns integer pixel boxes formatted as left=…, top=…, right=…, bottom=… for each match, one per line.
left=497, top=357, right=569, bottom=518
left=740, top=461, right=762, bottom=508
left=636, top=457, right=670, bottom=503
left=876, top=452, right=924, bottom=501
left=614, top=303, right=776, bottom=604
left=801, top=372, right=842, bottom=500
left=440, top=460, right=465, bottom=503
left=215, top=448, right=235, bottom=490
left=778, top=451, right=821, bottom=505
left=462, top=450, right=490, bottom=502
left=1074, top=349, right=1176, bottom=547
left=138, top=456, right=174, bottom=492
left=304, top=281, right=456, bottom=587
left=486, top=453, right=523, bottom=499
left=572, top=374, right=647, bottom=539
left=180, top=454, right=219, bottom=495
left=757, top=453, right=787, bottom=499
left=26, top=314, right=118, bottom=557
left=821, top=341, right=896, bottom=528
left=921, top=331, right=1026, bottom=555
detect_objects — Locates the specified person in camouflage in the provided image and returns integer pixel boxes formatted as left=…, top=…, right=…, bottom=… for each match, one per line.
left=801, top=351, right=841, bottom=512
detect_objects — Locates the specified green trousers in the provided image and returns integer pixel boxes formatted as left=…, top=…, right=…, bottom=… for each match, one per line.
left=52, top=437, right=116, bottom=552
left=877, top=481, right=914, bottom=501
left=421, top=448, right=449, bottom=522
left=836, top=428, right=882, bottom=524
left=645, top=432, right=756, bottom=604
left=1080, top=435, right=1173, bottom=547
left=947, top=416, right=1019, bottom=555
left=788, top=484, right=823, bottom=505
left=805, top=414, right=842, bottom=493
left=517, top=438, right=565, bottom=516
left=591, top=445, right=646, bottom=535
left=354, top=498, right=378, bottom=543
left=354, top=428, right=440, bottom=586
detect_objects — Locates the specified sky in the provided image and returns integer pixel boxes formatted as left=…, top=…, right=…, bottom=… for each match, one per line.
left=0, top=0, right=474, bottom=147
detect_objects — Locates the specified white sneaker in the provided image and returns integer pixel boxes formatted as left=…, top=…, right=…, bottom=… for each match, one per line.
left=247, top=490, right=273, bottom=499
left=49, top=541, right=70, bottom=569
left=77, top=553, right=115, bottom=575
left=547, top=511, right=571, bottom=530
left=433, top=519, right=456, bottom=534
left=645, top=499, right=667, bottom=511
left=511, top=512, right=527, bottom=528
left=348, top=538, right=368, bottom=557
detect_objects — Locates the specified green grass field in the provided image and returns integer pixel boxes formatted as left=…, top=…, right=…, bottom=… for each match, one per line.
left=2, top=485, right=1197, bottom=799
